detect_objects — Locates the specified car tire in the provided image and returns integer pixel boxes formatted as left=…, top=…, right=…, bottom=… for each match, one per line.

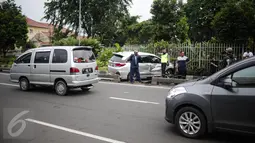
left=55, top=80, right=68, bottom=96
left=81, top=87, right=90, bottom=92
left=166, top=68, right=174, bottom=77
left=19, top=77, right=30, bottom=91
left=175, top=107, right=206, bottom=138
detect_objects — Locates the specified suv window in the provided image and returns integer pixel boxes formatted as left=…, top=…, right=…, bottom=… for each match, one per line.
left=73, top=48, right=95, bottom=63
left=16, top=53, right=32, bottom=64
left=232, top=66, right=255, bottom=87
left=141, top=55, right=153, bottom=63
left=151, top=56, right=161, bottom=63
left=34, top=51, right=51, bottom=63
left=52, top=49, right=67, bottom=63
left=110, top=54, right=123, bottom=62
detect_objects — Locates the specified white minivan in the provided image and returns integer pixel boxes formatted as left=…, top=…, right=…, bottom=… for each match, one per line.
left=10, top=46, right=99, bottom=96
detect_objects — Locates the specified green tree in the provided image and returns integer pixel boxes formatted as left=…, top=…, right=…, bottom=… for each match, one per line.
left=113, top=15, right=140, bottom=46
left=212, top=0, right=255, bottom=44
left=184, top=0, right=227, bottom=42
left=44, top=0, right=132, bottom=46
left=126, top=20, right=155, bottom=44
left=0, top=0, right=28, bottom=57
left=53, top=37, right=102, bottom=56
left=150, top=0, right=188, bottom=43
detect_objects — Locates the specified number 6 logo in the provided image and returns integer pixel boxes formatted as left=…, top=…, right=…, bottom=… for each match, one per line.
left=7, top=111, right=29, bottom=137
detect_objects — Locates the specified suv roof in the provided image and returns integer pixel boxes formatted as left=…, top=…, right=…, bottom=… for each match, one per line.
left=114, top=51, right=156, bottom=58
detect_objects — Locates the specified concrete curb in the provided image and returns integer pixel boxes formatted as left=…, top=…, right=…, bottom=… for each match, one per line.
left=151, top=77, right=188, bottom=85
left=0, top=67, right=10, bottom=72
left=98, top=73, right=120, bottom=83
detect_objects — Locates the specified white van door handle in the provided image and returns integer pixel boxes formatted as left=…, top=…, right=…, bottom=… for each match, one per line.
left=34, top=65, right=36, bottom=68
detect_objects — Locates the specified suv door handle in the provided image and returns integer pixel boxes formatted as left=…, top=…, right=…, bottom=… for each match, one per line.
left=28, top=65, right=30, bottom=67
left=34, top=65, right=36, bottom=68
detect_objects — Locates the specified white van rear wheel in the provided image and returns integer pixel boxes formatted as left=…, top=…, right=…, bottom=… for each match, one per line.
left=55, top=80, right=68, bottom=96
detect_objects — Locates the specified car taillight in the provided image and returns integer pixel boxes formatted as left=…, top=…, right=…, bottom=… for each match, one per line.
left=115, top=63, right=126, bottom=67
left=95, top=66, right=98, bottom=71
left=70, top=67, right=80, bottom=73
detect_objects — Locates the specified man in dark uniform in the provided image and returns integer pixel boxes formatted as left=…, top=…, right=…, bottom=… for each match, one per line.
left=222, top=47, right=237, bottom=68
left=176, top=51, right=189, bottom=79
left=129, top=50, right=142, bottom=83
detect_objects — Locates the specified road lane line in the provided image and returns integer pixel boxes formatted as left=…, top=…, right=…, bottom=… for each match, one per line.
left=110, top=97, right=160, bottom=105
left=0, top=72, right=10, bottom=75
left=0, top=83, right=19, bottom=87
left=99, top=81, right=170, bottom=89
left=25, top=118, right=126, bottom=143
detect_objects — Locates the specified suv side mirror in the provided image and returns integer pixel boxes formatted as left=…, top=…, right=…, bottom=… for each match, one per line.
left=223, top=78, right=232, bottom=88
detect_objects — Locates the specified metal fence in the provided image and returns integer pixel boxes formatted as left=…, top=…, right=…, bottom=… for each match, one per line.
left=123, top=43, right=245, bottom=75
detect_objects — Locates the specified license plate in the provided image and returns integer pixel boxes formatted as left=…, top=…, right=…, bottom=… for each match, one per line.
left=82, top=68, right=93, bottom=74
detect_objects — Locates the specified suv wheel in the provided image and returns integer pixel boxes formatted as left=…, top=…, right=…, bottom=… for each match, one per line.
left=175, top=107, right=206, bottom=138
left=55, top=80, right=68, bottom=96
left=19, top=78, right=30, bottom=91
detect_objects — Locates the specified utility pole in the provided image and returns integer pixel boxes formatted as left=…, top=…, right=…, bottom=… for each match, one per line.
left=78, top=0, right=81, bottom=46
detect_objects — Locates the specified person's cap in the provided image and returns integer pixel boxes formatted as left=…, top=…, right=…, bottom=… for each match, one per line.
left=134, top=50, right=138, bottom=53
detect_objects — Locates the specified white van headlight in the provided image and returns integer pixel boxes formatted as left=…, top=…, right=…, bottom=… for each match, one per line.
left=167, top=87, right=187, bottom=99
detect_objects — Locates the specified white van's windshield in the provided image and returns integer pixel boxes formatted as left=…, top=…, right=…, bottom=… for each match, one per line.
left=73, top=47, right=95, bottom=63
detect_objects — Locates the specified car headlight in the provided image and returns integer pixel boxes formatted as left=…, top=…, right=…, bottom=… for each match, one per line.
left=167, top=87, right=187, bottom=99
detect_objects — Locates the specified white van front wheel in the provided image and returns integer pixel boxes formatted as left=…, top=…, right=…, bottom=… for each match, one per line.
left=19, top=78, right=30, bottom=91
left=55, top=80, right=68, bottom=96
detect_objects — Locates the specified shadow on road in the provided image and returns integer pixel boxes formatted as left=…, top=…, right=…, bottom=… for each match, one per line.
left=166, top=125, right=255, bottom=143
left=15, top=86, right=96, bottom=97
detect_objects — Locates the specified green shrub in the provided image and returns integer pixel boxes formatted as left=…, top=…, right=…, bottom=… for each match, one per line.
left=0, top=56, right=16, bottom=66
left=96, top=43, right=123, bottom=68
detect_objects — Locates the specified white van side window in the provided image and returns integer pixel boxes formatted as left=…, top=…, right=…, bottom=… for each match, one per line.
left=52, top=49, right=67, bottom=63
left=15, top=53, right=32, bottom=64
left=34, top=51, right=51, bottom=63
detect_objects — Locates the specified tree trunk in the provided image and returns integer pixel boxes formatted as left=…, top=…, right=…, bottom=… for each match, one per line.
left=3, top=51, right=6, bottom=58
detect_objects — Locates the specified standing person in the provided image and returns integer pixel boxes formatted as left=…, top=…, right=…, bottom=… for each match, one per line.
left=129, top=50, right=142, bottom=83
left=209, top=55, right=218, bottom=75
left=222, top=47, right=237, bottom=68
left=243, top=48, right=253, bottom=59
left=161, top=49, right=170, bottom=77
left=176, top=51, right=189, bottom=79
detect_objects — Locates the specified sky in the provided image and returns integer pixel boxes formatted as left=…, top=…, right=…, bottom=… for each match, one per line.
left=15, top=0, right=154, bottom=23
left=14, top=0, right=187, bottom=23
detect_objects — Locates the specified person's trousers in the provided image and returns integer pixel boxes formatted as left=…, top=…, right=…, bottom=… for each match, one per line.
left=130, top=67, right=141, bottom=83
left=161, top=63, right=167, bottom=77
left=178, top=68, right=187, bottom=79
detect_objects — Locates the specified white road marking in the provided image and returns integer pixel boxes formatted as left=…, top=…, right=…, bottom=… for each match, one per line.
left=25, top=118, right=126, bottom=143
left=0, top=72, right=10, bottom=75
left=110, top=97, right=160, bottom=105
left=99, top=81, right=170, bottom=89
left=0, top=83, right=18, bottom=87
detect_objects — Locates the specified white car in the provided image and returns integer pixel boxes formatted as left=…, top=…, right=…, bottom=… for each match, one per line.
left=108, top=51, right=174, bottom=80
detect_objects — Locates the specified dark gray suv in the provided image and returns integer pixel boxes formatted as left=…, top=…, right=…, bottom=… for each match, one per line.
left=165, top=56, right=255, bottom=138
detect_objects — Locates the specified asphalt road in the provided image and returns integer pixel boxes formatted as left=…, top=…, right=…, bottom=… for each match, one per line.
left=0, top=72, right=253, bottom=143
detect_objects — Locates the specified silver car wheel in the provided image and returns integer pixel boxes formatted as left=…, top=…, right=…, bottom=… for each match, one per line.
left=179, top=112, right=201, bottom=135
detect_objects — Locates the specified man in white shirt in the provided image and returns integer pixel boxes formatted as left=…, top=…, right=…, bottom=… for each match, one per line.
left=243, top=49, right=253, bottom=59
